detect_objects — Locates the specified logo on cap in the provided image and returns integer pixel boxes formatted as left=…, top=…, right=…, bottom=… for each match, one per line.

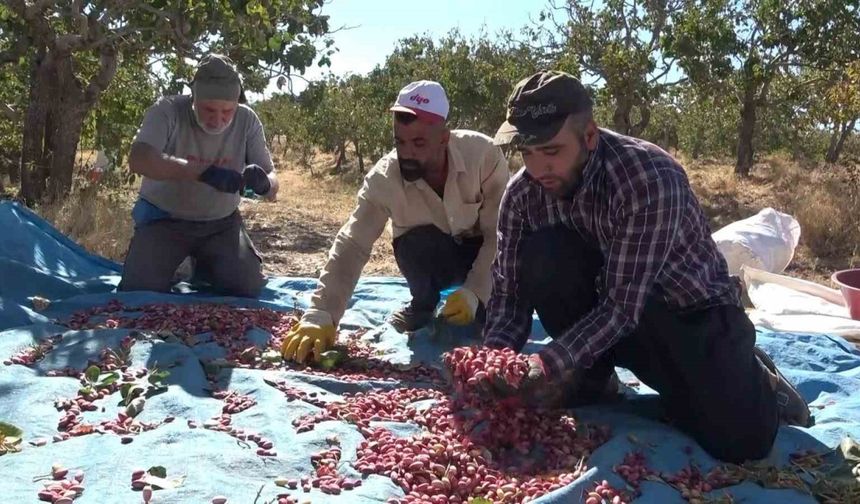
left=510, top=103, right=558, bottom=120
left=409, top=94, right=430, bottom=105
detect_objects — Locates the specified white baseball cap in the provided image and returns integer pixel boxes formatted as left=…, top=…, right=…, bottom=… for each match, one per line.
left=390, top=80, right=449, bottom=124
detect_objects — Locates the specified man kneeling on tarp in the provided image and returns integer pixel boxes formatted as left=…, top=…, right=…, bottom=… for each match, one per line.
left=118, top=54, right=278, bottom=298
left=479, top=70, right=812, bottom=463
left=281, top=80, right=509, bottom=364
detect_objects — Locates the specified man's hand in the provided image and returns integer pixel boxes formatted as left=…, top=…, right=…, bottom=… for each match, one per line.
left=199, top=165, right=244, bottom=193
left=280, top=311, right=337, bottom=364
left=242, top=164, right=272, bottom=196
left=519, top=354, right=573, bottom=408
left=483, top=354, right=566, bottom=408
left=440, top=288, right=480, bottom=325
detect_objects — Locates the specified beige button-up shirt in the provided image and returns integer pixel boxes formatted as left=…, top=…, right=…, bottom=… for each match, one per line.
left=305, top=129, right=510, bottom=325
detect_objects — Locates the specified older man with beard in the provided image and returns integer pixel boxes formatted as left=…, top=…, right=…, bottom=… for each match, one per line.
left=118, top=54, right=279, bottom=298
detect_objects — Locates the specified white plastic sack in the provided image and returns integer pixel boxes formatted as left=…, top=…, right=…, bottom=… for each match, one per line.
left=712, top=207, right=801, bottom=275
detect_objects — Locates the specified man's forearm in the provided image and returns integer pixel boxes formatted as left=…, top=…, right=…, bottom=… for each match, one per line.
left=129, top=143, right=205, bottom=181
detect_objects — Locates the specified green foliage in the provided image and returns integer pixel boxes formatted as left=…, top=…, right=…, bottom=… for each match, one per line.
left=664, top=0, right=860, bottom=170
left=529, top=0, right=681, bottom=135
left=80, top=53, right=159, bottom=175
left=0, top=0, right=333, bottom=200
left=260, top=29, right=541, bottom=173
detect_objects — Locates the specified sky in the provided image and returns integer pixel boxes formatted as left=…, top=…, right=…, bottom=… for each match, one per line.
left=250, top=0, right=549, bottom=98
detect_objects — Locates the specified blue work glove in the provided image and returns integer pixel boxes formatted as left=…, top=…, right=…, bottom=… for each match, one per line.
left=242, top=164, right=271, bottom=195
left=199, top=165, right=243, bottom=193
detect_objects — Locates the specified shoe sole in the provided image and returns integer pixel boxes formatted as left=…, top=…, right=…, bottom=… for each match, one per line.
left=753, top=346, right=814, bottom=428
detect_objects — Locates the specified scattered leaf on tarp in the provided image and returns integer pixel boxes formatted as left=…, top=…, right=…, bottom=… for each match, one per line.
left=147, top=466, right=167, bottom=478
left=0, top=422, right=23, bottom=438
left=319, top=349, right=346, bottom=370
left=0, top=422, right=23, bottom=455
left=84, top=365, right=100, bottom=383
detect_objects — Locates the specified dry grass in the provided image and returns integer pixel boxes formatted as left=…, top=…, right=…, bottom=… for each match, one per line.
left=34, top=167, right=137, bottom=264
left=240, top=150, right=399, bottom=277
left=23, top=148, right=860, bottom=286
left=686, top=155, right=860, bottom=285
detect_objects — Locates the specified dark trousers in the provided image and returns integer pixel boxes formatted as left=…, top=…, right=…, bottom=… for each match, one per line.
left=118, top=211, right=265, bottom=298
left=520, top=227, right=779, bottom=463
left=393, top=225, right=482, bottom=312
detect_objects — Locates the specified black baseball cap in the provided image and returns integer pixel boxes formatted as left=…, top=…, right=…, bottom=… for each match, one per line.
left=494, top=70, right=593, bottom=146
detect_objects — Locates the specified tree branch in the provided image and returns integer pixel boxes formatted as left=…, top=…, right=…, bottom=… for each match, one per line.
left=83, top=45, right=118, bottom=106
left=649, top=57, right=677, bottom=84
left=656, top=76, right=688, bottom=88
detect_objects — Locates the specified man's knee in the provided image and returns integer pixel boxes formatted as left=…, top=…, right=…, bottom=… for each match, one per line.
left=695, top=416, right=777, bottom=463
left=208, top=260, right=265, bottom=298
left=118, top=270, right=172, bottom=293
left=225, top=277, right=265, bottom=298
left=394, top=225, right=448, bottom=258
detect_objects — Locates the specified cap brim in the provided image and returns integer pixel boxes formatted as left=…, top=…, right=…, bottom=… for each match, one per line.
left=493, top=117, right=567, bottom=146
left=390, top=105, right=445, bottom=124
left=493, top=121, right=520, bottom=145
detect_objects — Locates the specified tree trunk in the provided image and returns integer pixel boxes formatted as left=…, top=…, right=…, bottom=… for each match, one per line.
left=734, top=83, right=758, bottom=177
left=47, top=54, right=88, bottom=200
left=19, top=44, right=116, bottom=204
left=355, top=141, right=364, bottom=173
left=20, top=48, right=51, bottom=205
left=825, top=123, right=841, bottom=163
left=691, top=123, right=704, bottom=160
left=612, top=95, right=633, bottom=135
left=330, top=141, right=346, bottom=174
left=826, top=118, right=857, bottom=164
left=629, top=104, right=651, bottom=138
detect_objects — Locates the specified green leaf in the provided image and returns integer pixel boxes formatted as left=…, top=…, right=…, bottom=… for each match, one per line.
left=319, top=349, right=345, bottom=370
left=122, top=385, right=144, bottom=406
left=120, top=382, right=134, bottom=399
left=98, top=372, right=119, bottom=387
left=469, top=499, right=492, bottom=504
left=85, top=365, right=100, bottom=383
left=148, top=370, right=170, bottom=384
left=261, top=350, right=282, bottom=363
left=0, top=422, right=23, bottom=438
left=78, top=386, right=93, bottom=396
left=148, top=466, right=167, bottom=478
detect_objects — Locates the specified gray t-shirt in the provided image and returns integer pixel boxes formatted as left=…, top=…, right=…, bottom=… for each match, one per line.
left=134, top=95, right=274, bottom=221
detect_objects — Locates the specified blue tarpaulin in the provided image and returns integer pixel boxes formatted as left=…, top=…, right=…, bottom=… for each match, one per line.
left=1, top=200, right=858, bottom=503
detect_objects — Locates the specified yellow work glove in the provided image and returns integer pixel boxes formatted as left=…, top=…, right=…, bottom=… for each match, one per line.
left=440, top=288, right=480, bottom=326
left=280, top=310, right=336, bottom=364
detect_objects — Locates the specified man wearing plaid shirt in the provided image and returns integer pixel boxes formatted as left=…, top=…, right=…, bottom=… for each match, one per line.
left=482, top=70, right=811, bottom=463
